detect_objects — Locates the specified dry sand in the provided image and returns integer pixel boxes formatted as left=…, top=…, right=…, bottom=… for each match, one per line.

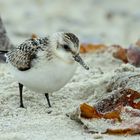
left=1, top=0, right=140, bottom=139
left=1, top=51, right=139, bottom=140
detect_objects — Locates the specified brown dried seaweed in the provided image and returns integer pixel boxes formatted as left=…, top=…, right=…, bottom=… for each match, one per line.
left=112, top=41, right=140, bottom=66
left=112, top=45, right=128, bottom=63
left=80, top=43, right=107, bottom=53
left=81, top=89, right=140, bottom=119
left=79, top=88, right=140, bottom=134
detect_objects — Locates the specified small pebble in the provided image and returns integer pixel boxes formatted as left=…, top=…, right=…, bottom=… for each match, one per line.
left=93, top=133, right=103, bottom=139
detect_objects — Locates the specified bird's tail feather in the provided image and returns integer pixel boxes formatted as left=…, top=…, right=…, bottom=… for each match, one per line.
left=0, top=50, right=8, bottom=62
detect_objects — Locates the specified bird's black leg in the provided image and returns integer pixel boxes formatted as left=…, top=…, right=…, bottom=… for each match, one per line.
left=45, top=93, right=51, bottom=107
left=18, top=83, right=24, bottom=108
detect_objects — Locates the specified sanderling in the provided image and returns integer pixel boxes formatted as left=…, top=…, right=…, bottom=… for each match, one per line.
left=4, top=32, right=89, bottom=108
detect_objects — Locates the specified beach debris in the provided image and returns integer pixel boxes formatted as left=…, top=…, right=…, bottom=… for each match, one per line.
left=112, top=45, right=128, bottom=63
left=127, top=45, right=140, bottom=67
left=79, top=40, right=140, bottom=67
left=106, top=107, right=140, bottom=135
left=80, top=89, right=140, bottom=119
left=106, top=71, right=140, bottom=92
left=80, top=103, right=121, bottom=121
left=71, top=88, right=140, bottom=134
left=112, top=40, right=140, bottom=67
left=80, top=43, right=107, bottom=53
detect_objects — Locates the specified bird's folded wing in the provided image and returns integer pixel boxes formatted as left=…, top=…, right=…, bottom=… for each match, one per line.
left=7, top=50, right=36, bottom=71
left=6, top=38, right=46, bottom=71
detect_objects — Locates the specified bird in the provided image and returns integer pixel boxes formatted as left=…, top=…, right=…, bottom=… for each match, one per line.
left=3, top=32, right=89, bottom=108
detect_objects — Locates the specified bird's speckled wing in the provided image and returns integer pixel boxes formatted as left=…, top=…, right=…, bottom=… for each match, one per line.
left=6, top=37, right=48, bottom=71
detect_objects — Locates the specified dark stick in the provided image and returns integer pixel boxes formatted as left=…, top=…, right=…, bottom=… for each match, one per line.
left=18, top=83, right=24, bottom=108
left=0, top=50, right=8, bottom=53
left=45, top=93, right=51, bottom=107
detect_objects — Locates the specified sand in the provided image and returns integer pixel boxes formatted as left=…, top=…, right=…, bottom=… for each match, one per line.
left=1, top=0, right=140, bottom=139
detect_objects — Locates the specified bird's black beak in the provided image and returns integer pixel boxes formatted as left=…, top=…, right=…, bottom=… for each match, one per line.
left=73, top=54, right=89, bottom=70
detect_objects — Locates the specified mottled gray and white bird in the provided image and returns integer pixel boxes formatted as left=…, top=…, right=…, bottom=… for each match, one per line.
left=5, top=32, right=89, bottom=108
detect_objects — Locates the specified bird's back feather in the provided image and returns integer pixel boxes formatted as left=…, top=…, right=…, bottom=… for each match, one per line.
left=6, top=37, right=48, bottom=71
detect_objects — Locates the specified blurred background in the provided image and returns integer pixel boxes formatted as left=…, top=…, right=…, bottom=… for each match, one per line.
left=0, top=0, right=140, bottom=46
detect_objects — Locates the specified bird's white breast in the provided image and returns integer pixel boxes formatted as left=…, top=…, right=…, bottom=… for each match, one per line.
left=9, top=55, right=77, bottom=93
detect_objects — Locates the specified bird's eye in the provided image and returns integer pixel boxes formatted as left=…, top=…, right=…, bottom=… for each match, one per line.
left=63, top=45, right=70, bottom=51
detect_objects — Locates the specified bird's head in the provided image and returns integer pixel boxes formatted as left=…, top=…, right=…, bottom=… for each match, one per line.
left=50, top=32, right=89, bottom=70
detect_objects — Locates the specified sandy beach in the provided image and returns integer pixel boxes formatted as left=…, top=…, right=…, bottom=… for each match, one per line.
left=1, top=0, right=140, bottom=139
